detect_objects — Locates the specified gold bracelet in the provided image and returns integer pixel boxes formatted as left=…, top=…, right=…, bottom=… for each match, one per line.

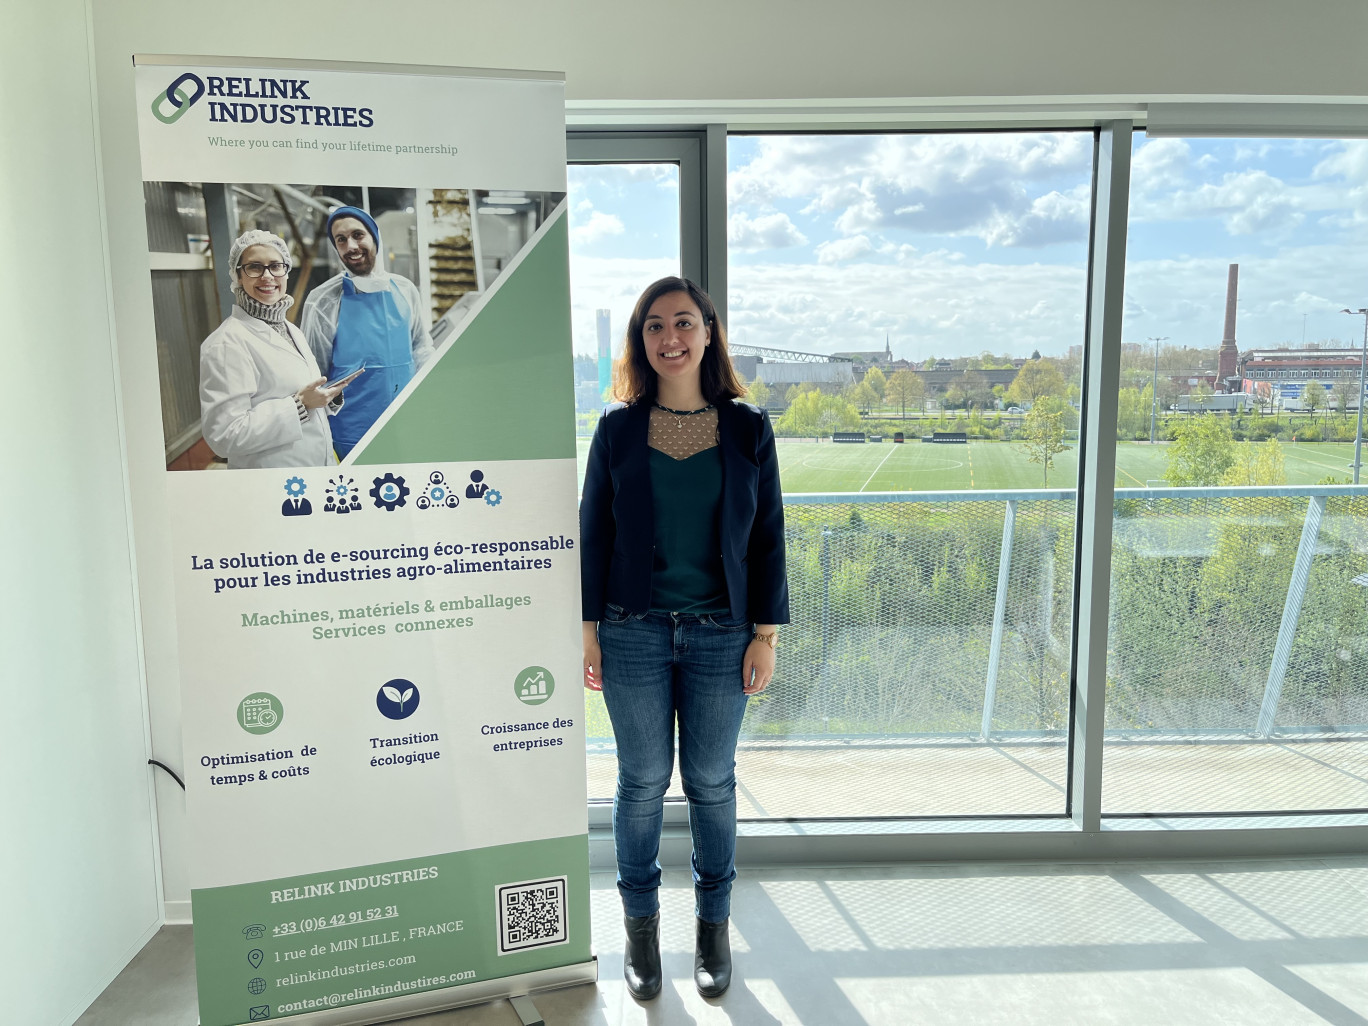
left=752, top=630, right=778, bottom=649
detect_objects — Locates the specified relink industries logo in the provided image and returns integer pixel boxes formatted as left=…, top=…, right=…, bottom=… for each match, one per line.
left=149, top=70, right=376, bottom=130
left=150, top=72, right=205, bottom=124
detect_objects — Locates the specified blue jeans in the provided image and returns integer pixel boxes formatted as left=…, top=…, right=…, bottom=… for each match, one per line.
left=598, top=607, right=752, bottom=923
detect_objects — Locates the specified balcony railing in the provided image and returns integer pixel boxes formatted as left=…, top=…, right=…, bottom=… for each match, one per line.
left=585, top=485, right=1368, bottom=817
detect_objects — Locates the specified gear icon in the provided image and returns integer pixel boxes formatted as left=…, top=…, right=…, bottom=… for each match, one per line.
left=369, top=473, right=409, bottom=511
left=284, top=476, right=306, bottom=497
left=485, top=489, right=502, bottom=507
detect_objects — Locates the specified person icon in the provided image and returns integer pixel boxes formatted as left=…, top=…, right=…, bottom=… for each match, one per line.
left=466, top=469, right=490, bottom=499
left=282, top=477, right=312, bottom=516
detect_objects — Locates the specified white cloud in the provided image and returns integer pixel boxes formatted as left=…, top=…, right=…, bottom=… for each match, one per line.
left=1131, top=138, right=1193, bottom=193
left=814, top=235, right=873, bottom=264
left=569, top=209, right=625, bottom=246
left=567, top=164, right=678, bottom=193
left=1137, top=170, right=1303, bottom=235
left=728, top=212, right=808, bottom=251
left=729, top=132, right=1093, bottom=249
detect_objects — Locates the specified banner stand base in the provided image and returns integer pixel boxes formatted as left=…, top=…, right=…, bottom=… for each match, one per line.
left=216, top=958, right=598, bottom=1026
left=509, top=994, right=545, bottom=1026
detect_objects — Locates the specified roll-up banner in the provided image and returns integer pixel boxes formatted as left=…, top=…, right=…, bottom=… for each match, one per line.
left=132, top=56, right=593, bottom=1025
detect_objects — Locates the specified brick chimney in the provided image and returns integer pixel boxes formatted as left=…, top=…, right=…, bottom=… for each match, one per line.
left=1218, top=263, right=1239, bottom=390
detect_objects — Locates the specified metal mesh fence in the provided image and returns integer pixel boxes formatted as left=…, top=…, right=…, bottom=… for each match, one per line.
left=1103, top=489, right=1368, bottom=814
left=586, top=492, right=1077, bottom=817
left=586, top=486, right=1368, bottom=817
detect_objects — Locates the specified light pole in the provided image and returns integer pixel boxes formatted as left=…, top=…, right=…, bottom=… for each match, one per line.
left=1147, top=336, right=1169, bottom=444
left=1339, top=309, right=1367, bottom=484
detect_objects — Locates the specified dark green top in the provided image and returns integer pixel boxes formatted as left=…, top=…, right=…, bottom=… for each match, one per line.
left=648, top=446, right=728, bottom=613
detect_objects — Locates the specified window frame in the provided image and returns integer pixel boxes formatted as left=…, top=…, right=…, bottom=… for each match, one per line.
left=567, top=115, right=1368, bottom=860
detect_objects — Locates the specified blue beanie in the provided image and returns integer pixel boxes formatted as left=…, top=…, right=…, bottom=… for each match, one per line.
left=326, top=205, right=380, bottom=248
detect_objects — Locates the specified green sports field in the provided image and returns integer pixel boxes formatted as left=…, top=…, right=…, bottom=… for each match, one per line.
left=574, top=438, right=1362, bottom=493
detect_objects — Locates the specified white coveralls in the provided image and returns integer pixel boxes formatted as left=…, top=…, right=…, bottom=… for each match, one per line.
left=199, top=305, right=338, bottom=469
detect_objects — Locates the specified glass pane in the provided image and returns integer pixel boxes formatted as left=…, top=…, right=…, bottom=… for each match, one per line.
left=567, top=162, right=681, bottom=802
left=728, top=132, right=1094, bottom=817
left=1104, top=135, right=1368, bottom=814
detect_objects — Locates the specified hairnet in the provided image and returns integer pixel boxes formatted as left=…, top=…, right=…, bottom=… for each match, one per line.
left=228, top=229, right=291, bottom=282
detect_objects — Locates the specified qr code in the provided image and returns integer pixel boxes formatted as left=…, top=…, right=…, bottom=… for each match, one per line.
left=496, top=876, right=568, bottom=955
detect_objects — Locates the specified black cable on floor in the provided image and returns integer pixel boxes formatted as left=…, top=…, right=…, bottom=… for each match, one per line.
left=148, top=759, right=185, bottom=790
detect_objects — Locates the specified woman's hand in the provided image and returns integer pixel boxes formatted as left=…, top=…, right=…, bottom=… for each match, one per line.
left=743, top=626, right=777, bottom=695
left=297, top=377, right=344, bottom=410
left=583, top=621, right=603, bottom=691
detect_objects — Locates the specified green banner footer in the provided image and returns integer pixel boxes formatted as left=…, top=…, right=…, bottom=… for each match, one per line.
left=192, top=834, right=590, bottom=1025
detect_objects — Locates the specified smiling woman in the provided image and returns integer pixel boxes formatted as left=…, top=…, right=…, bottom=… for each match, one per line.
left=198, top=229, right=347, bottom=469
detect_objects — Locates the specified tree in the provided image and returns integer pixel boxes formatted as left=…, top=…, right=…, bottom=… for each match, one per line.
left=1302, top=381, right=1326, bottom=429
left=1116, top=386, right=1148, bottom=440
left=1253, top=381, right=1276, bottom=418
left=785, top=382, right=818, bottom=404
left=1017, top=395, right=1071, bottom=486
left=1005, top=358, right=1068, bottom=407
left=746, top=376, right=772, bottom=407
left=1164, top=414, right=1235, bottom=486
left=1190, top=380, right=1213, bottom=412
left=1333, top=379, right=1358, bottom=422
left=848, top=380, right=879, bottom=412
left=960, top=370, right=996, bottom=410
left=774, top=390, right=861, bottom=436
left=1220, top=438, right=1286, bottom=487
left=884, top=370, right=925, bottom=418
left=862, top=366, right=887, bottom=401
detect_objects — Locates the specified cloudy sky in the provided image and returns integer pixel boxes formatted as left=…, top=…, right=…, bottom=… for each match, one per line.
left=566, top=133, right=1368, bottom=363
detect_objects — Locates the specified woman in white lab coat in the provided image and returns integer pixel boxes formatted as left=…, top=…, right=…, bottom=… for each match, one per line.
left=199, top=229, right=351, bottom=468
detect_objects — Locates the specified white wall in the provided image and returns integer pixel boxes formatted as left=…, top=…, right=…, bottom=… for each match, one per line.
left=0, top=11, right=1352, bottom=1014
left=0, top=3, right=162, bottom=1024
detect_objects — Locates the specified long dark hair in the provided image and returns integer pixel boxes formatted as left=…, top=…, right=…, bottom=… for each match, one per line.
left=612, top=276, right=745, bottom=405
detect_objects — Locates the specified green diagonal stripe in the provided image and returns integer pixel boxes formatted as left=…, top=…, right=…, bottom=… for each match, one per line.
left=354, top=214, right=574, bottom=465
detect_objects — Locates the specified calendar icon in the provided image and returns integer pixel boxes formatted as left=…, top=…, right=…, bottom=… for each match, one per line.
left=237, top=694, right=283, bottom=734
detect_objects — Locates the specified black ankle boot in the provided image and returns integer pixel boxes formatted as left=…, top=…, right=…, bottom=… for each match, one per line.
left=623, top=913, right=662, bottom=1000
left=694, top=916, right=731, bottom=997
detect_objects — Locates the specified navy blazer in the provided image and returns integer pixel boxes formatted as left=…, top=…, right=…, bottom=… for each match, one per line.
left=580, top=398, right=789, bottom=624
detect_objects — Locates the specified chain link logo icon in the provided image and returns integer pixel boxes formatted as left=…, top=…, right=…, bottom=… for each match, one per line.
left=151, top=72, right=205, bottom=124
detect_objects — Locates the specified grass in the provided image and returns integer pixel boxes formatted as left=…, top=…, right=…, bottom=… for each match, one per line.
left=574, top=438, right=1362, bottom=493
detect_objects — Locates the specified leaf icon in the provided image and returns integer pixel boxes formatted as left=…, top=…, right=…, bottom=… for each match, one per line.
left=383, top=686, right=402, bottom=703
left=401, top=688, right=414, bottom=703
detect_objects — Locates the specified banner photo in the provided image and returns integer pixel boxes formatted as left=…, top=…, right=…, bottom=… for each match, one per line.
left=133, top=56, right=591, bottom=1025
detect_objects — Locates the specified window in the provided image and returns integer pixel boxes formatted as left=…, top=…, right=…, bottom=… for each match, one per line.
left=725, top=131, right=1095, bottom=818
left=1106, top=134, right=1368, bottom=815
left=568, top=135, right=699, bottom=802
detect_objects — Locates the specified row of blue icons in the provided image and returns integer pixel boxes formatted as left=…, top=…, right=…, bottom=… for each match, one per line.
left=281, top=471, right=501, bottom=517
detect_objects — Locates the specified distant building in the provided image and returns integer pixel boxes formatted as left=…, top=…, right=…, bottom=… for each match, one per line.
left=917, top=366, right=1018, bottom=393
left=833, top=336, right=894, bottom=366
left=754, top=362, right=855, bottom=386
left=1239, top=346, right=1366, bottom=409
left=596, top=309, right=612, bottom=399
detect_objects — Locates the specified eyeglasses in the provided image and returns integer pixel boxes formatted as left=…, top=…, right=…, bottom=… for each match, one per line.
left=239, top=261, right=290, bottom=278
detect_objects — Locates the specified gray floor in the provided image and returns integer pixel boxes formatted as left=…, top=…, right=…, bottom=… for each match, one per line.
left=79, top=857, right=1368, bottom=1026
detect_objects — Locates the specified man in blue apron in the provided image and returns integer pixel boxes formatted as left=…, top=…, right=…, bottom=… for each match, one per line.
left=300, top=206, right=435, bottom=459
